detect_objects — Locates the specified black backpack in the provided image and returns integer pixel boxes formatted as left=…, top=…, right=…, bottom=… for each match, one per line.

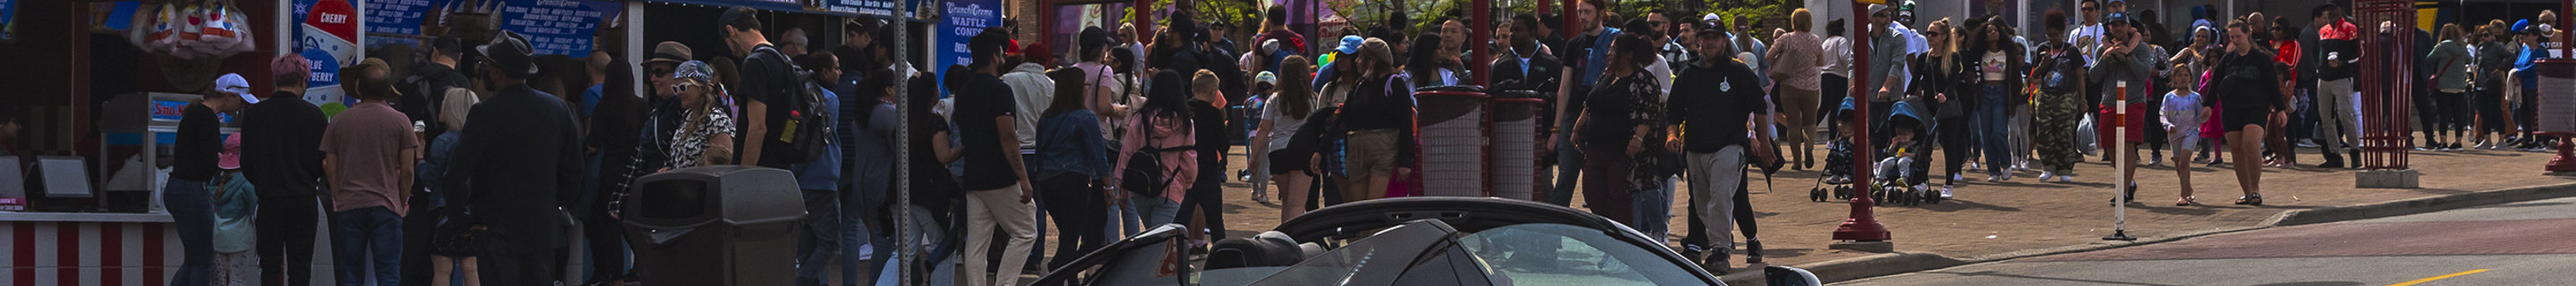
left=2039, top=46, right=2086, bottom=95
left=1119, top=111, right=1193, bottom=198
left=757, top=46, right=835, bottom=164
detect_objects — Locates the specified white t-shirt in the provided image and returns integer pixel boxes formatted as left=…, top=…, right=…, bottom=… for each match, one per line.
left=1259, top=94, right=1318, bottom=153
left=1821, top=36, right=1853, bottom=77
left=2068, top=23, right=2106, bottom=63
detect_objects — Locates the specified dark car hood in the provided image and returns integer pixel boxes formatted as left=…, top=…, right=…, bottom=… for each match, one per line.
left=1272, top=197, right=1643, bottom=241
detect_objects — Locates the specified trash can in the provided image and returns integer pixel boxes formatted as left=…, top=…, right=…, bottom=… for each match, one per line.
left=1490, top=89, right=1547, bottom=201
left=621, top=165, right=804, bottom=286
left=1416, top=86, right=1489, bottom=197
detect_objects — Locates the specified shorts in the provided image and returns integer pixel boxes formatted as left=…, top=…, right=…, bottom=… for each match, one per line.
left=2097, top=104, right=2150, bottom=144
left=2169, top=128, right=2202, bottom=152
left=2222, top=107, right=2271, bottom=132
left=1344, top=129, right=1401, bottom=179
left=1267, top=148, right=1309, bottom=175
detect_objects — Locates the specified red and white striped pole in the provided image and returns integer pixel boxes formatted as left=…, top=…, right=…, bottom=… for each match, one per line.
left=2107, top=80, right=2135, bottom=241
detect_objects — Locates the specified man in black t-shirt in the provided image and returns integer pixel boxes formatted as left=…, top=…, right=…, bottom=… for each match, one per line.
left=1662, top=25, right=1777, bottom=273
left=717, top=6, right=796, bottom=169
left=946, top=28, right=1038, bottom=286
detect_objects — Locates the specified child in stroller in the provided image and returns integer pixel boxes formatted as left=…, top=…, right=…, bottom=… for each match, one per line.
left=1809, top=99, right=1940, bottom=206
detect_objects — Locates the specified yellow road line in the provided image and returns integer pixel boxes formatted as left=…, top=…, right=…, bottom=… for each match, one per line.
left=2385, top=269, right=2488, bottom=286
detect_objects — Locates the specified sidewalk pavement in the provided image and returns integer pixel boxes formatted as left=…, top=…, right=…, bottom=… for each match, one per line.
left=1017, top=140, right=2574, bottom=284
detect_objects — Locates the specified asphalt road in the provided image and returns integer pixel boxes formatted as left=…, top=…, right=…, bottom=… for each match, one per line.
left=1832, top=196, right=2576, bottom=286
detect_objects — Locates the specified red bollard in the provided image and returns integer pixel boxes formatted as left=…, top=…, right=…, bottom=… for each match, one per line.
left=1833, top=1, right=1890, bottom=243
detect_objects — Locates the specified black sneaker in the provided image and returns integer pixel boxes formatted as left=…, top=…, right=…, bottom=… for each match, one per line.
left=1744, top=240, right=1766, bottom=265
left=1681, top=245, right=1706, bottom=265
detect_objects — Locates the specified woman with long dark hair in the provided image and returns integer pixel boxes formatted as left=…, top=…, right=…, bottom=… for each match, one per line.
left=2212, top=19, right=2284, bottom=206
left=1112, top=71, right=1198, bottom=234
left=1034, top=67, right=1110, bottom=270
left=1971, top=19, right=2025, bottom=183
left=1570, top=33, right=1663, bottom=224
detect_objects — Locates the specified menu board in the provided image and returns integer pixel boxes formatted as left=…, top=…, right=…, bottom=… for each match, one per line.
left=365, top=0, right=458, bottom=36
left=499, top=0, right=622, bottom=56
left=933, top=0, right=1000, bottom=97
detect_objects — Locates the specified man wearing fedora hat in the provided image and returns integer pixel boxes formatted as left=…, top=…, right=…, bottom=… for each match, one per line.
left=441, top=30, right=587, bottom=286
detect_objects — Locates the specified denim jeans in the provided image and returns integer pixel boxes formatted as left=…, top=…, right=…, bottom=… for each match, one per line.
left=843, top=187, right=878, bottom=286
left=1631, top=176, right=1674, bottom=244
left=1102, top=198, right=1141, bottom=244
left=165, top=178, right=214, bottom=286
left=1980, top=85, right=2017, bottom=177
left=331, top=206, right=402, bottom=286
left=798, top=189, right=842, bottom=286
left=870, top=205, right=943, bottom=286
left=1547, top=130, right=1586, bottom=206
left=1130, top=196, right=1181, bottom=229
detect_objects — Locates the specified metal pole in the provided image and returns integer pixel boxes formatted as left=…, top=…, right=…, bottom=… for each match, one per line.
left=894, top=15, right=916, bottom=286
left=2106, top=80, right=2135, bottom=241
left=1832, top=0, right=1890, bottom=242
left=1472, top=0, right=1491, bottom=86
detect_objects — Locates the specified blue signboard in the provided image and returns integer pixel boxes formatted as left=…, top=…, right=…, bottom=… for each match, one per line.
left=0, top=0, right=19, bottom=41
left=934, top=0, right=1000, bottom=97
left=366, top=0, right=461, bottom=36
left=500, top=0, right=622, bottom=56
left=824, top=0, right=906, bottom=18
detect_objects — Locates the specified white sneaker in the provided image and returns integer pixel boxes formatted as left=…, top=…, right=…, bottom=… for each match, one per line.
left=2038, top=172, right=2057, bottom=181
left=1953, top=174, right=1965, bottom=182
left=1986, top=174, right=2002, bottom=182
left=2058, top=174, right=2079, bottom=183
left=1940, top=185, right=1955, bottom=198
left=1967, top=162, right=1983, bottom=171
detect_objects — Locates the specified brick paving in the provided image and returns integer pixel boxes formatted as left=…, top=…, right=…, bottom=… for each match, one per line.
left=1032, top=136, right=2575, bottom=271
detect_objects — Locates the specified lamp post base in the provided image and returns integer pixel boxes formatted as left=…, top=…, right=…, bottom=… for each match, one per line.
left=1828, top=240, right=1895, bottom=253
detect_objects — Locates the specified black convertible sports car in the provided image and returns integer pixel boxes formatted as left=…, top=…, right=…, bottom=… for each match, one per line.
left=1031, top=197, right=1726, bottom=285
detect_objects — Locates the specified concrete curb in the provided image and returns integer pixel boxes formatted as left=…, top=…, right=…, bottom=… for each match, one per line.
left=1724, top=181, right=2576, bottom=286
left=2267, top=182, right=2576, bottom=226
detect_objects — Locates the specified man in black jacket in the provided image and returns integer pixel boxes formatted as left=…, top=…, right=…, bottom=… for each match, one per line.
left=249, top=53, right=331, bottom=286
left=1492, top=13, right=1563, bottom=193
left=1663, top=24, right=1776, bottom=273
left=442, top=31, right=586, bottom=286
left=2309, top=4, right=2361, bottom=168
left=402, top=34, right=474, bottom=286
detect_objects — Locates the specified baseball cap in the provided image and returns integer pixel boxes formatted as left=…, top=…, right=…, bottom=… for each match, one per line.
left=716, top=6, right=759, bottom=30
left=648, top=41, right=693, bottom=65
left=1869, top=4, right=1892, bottom=13
left=214, top=73, right=258, bottom=104
left=2514, top=20, right=2534, bottom=34
left=1254, top=72, right=1278, bottom=88
left=1261, top=39, right=1282, bottom=55
left=1336, top=35, right=1364, bottom=55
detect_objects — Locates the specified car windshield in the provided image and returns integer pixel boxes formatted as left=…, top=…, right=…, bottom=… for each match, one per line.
left=1457, top=223, right=1707, bottom=285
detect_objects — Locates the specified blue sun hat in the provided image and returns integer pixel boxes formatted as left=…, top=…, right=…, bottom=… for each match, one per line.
left=1336, top=35, right=1365, bottom=55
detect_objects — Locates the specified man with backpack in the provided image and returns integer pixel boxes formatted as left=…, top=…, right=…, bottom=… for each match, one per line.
left=718, top=6, right=830, bottom=170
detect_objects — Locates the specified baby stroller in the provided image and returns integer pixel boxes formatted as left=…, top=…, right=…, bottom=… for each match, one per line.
left=1812, top=99, right=1859, bottom=202
left=1872, top=101, right=1938, bottom=206
left=1807, top=99, right=1941, bottom=206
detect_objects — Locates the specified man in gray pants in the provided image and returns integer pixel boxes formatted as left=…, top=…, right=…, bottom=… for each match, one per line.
left=1664, top=24, right=1778, bottom=273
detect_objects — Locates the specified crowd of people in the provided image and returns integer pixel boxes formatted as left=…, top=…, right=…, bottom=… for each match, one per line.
left=142, top=0, right=2564, bottom=285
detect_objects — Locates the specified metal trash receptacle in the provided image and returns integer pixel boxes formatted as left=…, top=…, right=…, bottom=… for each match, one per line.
left=1417, top=86, right=1489, bottom=197
left=621, top=165, right=804, bottom=286
left=1489, top=89, right=1547, bottom=201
